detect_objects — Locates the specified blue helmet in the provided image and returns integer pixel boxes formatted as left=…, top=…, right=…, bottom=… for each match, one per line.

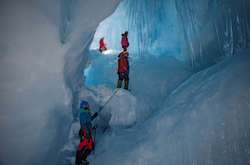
left=80, top=100, right=89, bottom=109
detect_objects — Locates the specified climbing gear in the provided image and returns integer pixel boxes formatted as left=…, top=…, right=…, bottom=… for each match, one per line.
left=91, top=112, right=98, bottom=121
left=92, top=126, right=97, bottom=154
left=98, top=89, right=120, bottom=114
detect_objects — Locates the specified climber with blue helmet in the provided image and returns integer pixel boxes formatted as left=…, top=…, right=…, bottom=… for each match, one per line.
left=75, top=100, right=98, bottom=165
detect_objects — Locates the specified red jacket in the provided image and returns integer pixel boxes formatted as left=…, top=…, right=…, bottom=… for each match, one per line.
left=99, top=38, right=106, bottom=49
left=118, top=51, right=129, bottom=73
left=78, top=129, right=94, bottom=150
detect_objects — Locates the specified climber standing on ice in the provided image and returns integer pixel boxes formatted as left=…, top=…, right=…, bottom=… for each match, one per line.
left=99, top=37, right=107, bottom=52
left=121, top=31, right=129, bottom=50
left=75, top=100, right=98, bottom=165
left=117, top=47, right=130, bottom=90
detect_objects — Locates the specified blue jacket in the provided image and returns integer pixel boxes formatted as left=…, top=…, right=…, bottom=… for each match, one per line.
left=79, top=108, right=92, bottom=131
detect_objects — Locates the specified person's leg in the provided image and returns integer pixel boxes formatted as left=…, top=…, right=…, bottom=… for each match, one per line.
left=117, top=73, right=123, bottom=88
left=75, top=149, right=82, bottom=165
left=81, top=149, right=92, bottom=160
left=75, top=148, right=91, bottom=165
left=124, top=80, right=129, bottom=90
left=117, top=79, right=122, bottom=88
left=124, top=72, right=129, bottom=90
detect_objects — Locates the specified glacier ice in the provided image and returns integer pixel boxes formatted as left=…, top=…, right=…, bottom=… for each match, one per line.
left=1, top=0, right=250, bottom=165
left=105, top=89, right=137, bottom=128
left=175, top=0, right=250, bottom=69
left=0, top=1, right=70, bottom=164
left=91, top=0, right=250, bottom=69
left=90, top=0, right=185, bottom=60
left=0, top=0, right=119, bottom=165
left=83, top=0, right=250, bottom=165
left=91, top=50, right=250, bottom=165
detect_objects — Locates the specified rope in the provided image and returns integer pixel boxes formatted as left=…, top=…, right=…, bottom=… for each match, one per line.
left=97, top=89, right=120, bottom=113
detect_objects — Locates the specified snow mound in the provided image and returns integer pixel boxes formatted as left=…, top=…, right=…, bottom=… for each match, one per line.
left=106, top=89, right=137, bottom=128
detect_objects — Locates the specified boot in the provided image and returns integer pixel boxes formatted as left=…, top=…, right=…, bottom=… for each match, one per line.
left=124, top=80, right=129, bottom=90
left=117, top=80, right=122, bottom=88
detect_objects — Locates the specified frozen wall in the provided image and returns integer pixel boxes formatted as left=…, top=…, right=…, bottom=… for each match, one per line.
left=90, top=0, right=185, bottom=59
left=61, top=0, right=120, bottom=119
left=175, top=0, right=250, bottom=69
left=0, top=0, right=70, bottom=165
left=84, top=0, right=250, bottom=165
left=91, top=0, right=250, bottom=69
left=91, top=49, right=250, bottom=165
left=0, top=0, right=119, bottom=165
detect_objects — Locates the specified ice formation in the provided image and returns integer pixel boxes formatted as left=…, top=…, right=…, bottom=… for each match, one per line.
left=1, top=0, right=250, bottom=165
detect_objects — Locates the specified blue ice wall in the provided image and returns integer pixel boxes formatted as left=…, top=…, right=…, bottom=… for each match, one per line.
left=91, top=0, right=250, bottom=69
left=175, top=0, right=250, bottom=69
left=90, top=0, right=185, bottom=60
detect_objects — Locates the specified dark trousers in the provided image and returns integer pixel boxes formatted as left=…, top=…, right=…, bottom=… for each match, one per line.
left=75, top=148, right=91, bottom=165
left=117, top=72, right=129, bottom=90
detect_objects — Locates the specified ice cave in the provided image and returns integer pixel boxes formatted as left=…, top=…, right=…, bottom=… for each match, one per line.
left=0, top=0, right=250, bottom=165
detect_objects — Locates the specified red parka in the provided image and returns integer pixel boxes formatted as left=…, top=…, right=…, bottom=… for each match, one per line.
left=118, top=51, right=129, bottom=73
left=99, top=38, right=106, bottom=50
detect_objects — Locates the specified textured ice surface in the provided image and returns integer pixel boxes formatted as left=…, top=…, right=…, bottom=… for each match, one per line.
left=90, top=0, right=185, bottom=60
left=0, top=0, right=119, bottom=165
left=91, top=0, right=250, bottom=69
left=1, top=0, right=250, bottom=165
left=106, top=89, right=137, bottom=128
left=91, top=50, right=250, bottom=165
left=175, top=0, right=250, bottom=68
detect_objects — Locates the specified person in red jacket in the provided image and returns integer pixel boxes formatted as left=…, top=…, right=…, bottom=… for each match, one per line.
left=121, top=31, right=129, bottom=50
left=99, top=37, right=107, bottom=52
left=117, top=47, right=129, bottom=90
